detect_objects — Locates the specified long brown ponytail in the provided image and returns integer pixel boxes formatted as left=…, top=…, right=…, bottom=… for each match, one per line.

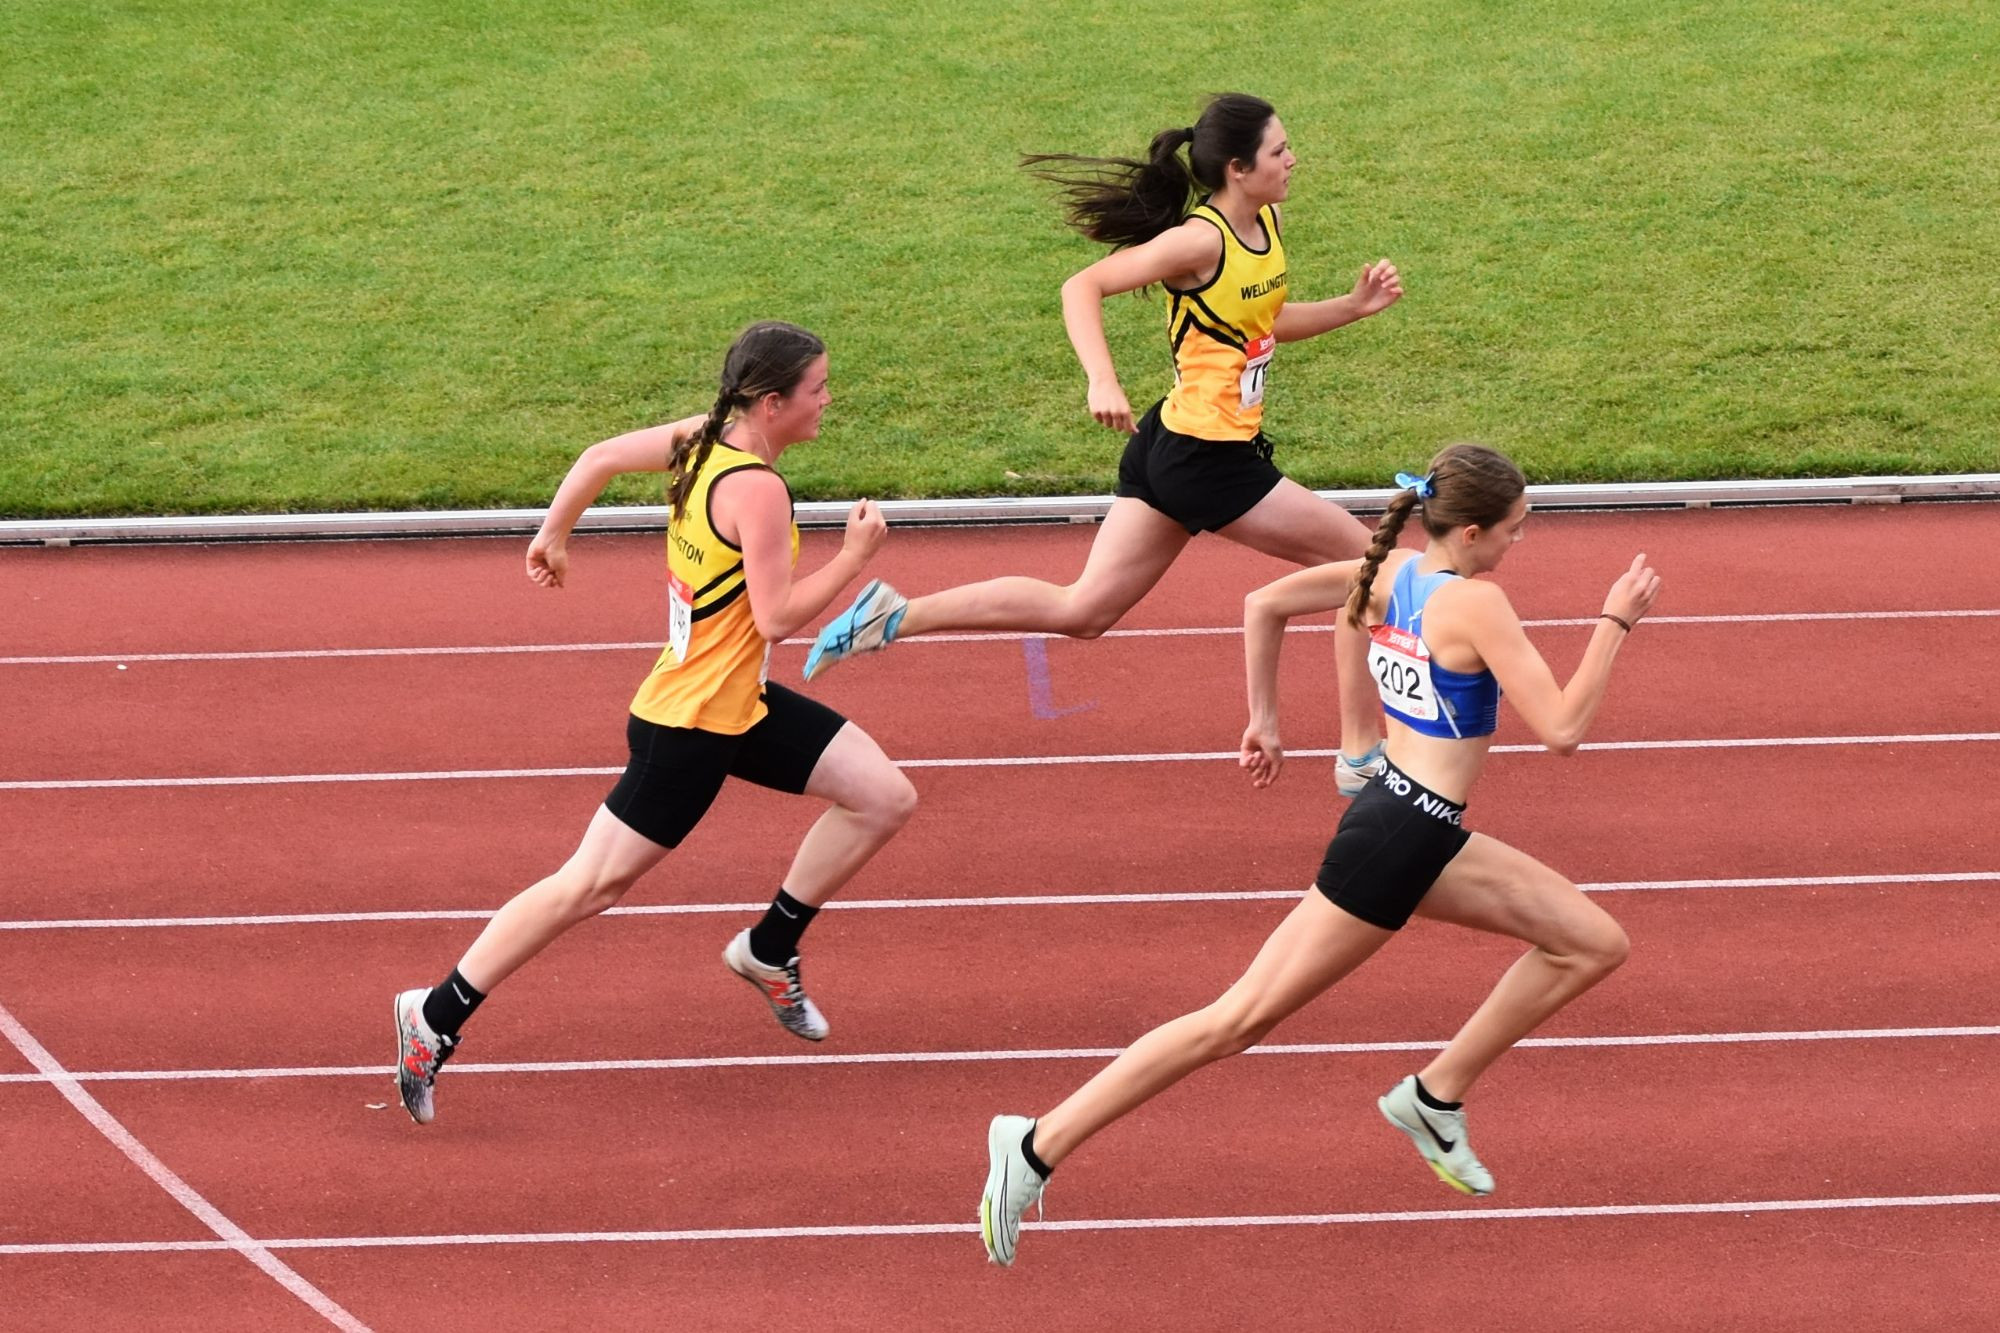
left=1021, top=93, right=1277, bottom=250
left=1345, top=444, right=1528, bottom=628
left=665, top=321, right=825, bottom=523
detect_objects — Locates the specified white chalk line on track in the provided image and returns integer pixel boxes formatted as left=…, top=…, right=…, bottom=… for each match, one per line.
left=2, top=606, right=1996, bottom=667
left=1, top=1023, right=1993, bottom=1088
left=0, top=1000, right=370, bottom=1330
left=6, top=730, right=1999, bottom=792
left=2, top=871, right=1992, bottom=933
left=6, top=1191, right=1998, bottom=1255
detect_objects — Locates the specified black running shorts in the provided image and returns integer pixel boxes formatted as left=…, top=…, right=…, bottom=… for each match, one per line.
left=1315, top=760, right=1472, bottom=931
left=1114, top=400, right=1285, bottom=534
left=603, top=683, right=848, bottom=848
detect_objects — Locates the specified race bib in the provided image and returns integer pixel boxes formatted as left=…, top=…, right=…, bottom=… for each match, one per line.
left=1368, top=624, right=1439, bottom=722
left=1239, top=334, right=1275, bottom=409
left=667, top=571, right=693, bottom=662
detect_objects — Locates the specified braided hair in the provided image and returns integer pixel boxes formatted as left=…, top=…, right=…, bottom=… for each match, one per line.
left=665, top=321, right=825, bottom=522
left=1345, top=444, right=1527, bottom=628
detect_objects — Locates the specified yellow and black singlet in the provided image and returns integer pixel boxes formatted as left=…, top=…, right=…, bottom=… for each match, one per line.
left=629, top=440, right=797, bottom=734
left=1160, top=201, right=1289, bottom=441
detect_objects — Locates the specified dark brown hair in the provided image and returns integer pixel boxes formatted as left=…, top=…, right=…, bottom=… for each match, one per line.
left=666, top=321, right=826, bottom=522
left=1345, top=444, right=1528, bottom=627
left=1021, top=93, right=1278, bottom=250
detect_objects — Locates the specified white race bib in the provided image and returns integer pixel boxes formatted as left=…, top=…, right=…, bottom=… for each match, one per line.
left=1239, top=333, right=1275, bottom=409
left=667, top=572, right=693, bottom=662
left=1368, top=624, right=1439, bottom=722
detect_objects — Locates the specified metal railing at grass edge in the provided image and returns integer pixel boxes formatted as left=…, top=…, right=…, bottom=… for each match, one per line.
left=5, top=474, right=1999, bottom=546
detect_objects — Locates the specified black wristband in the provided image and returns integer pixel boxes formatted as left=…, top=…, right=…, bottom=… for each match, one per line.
left=1601, top=613, right=1633, bottom=633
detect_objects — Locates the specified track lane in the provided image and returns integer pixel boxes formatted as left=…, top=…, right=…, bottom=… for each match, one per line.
left=5, top=615, right=1996, bottom=783
left=1, top=742, right=1993, bottom=922
left=62, top=1039, right=2000, bottom=1244
left=8, top=504, right=2000, bottom=657
left=269, top=1202, right=2000, bottom=1333
left=3, top=880, right=1996, bottom=1079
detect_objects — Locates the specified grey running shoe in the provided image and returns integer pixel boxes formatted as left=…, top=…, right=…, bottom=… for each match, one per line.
left=803, top=580, right=908, bottom=681
left=1377, top=1074, right=1495, bottom=1196
left=1335, top=743, right=1388, bottom=798
left=979, top=1114, right=1047, bottom=1267
left=722, top=929, right=829, bottom=1042
left=393, top=988, right=457, bottom=1125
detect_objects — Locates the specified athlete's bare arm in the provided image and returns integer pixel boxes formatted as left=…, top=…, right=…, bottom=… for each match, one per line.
left=1238, top=554, right=1386, bottom=786
left=1448, top=556, right=1661, bottom=754
left=1060, top=222, right=1226, bottom=433
left=722, top=468, right=886, bottom=643
left=1272, top=261, right=1404, bottom=343
left=526, top=414, right=705, bottom=588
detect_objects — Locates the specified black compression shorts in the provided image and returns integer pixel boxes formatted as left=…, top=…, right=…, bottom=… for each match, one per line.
left=603, top=683, right=848, bottom=848
left=1114, top=399, right=1284, bottom=534
left=1315, top=760, right=1472, bottom=931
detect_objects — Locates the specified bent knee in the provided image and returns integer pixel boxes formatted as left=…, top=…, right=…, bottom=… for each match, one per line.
left=876, top=772, right=919, bottom=827
left=1578, top=920, right=1630, bottom=976
left=1198, top=1005, right=1280, bottom=1060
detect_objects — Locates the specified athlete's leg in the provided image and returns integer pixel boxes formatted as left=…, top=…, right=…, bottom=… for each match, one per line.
left=779, top=722, right=918, bottom=906
left=1029, top=891, right=1394, bottom=1167
left=1407, top=832, right=1630, bottom=1101
left=1218, top=477, right=1382, bottom=757
left=455, top=806, right=674, bottom=993
left=893, top=497, right=1190, bottom=640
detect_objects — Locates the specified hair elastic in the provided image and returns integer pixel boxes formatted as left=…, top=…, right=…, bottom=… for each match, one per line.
left=1393, top=470, right=1436, bottom=499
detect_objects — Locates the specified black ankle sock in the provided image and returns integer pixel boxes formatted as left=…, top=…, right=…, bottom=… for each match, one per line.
left=1021, top=1124, right=1052, bottom=1180
left=421, top=968, right=485, bottom=1038
left=1413, top=1076, right=1462, bottom=1112
left=747, top=888, right=819, bottom=967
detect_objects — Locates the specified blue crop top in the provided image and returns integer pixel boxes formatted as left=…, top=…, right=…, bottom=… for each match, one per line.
left=1366, top=557, right=1502, bottom=739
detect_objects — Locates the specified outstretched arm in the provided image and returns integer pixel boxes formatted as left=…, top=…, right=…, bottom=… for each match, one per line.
left=1272, top=260, right=1403, bottom=343
left=1239, top=560, right=1364, bottom=786
left=526, top=415, right=704, bottom=588
left=1467, top=555, right=1663, bottom=754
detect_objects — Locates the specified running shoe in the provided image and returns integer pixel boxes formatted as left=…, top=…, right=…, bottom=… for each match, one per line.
left=979, top=1114, right=1047, bottom=1267
left=1377, top=1074, right=1495, bottom=1196
left=803, top=580, right=908, bottom=681
left=722, top=929, right=829, bottom=1042
left=1335, top=743, right=1387, bottom=798
left=393, top=987, right=458, bottom=1125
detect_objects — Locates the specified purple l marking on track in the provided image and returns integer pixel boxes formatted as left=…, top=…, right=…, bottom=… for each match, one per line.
left=1023, top=639, right=1095, bottom=719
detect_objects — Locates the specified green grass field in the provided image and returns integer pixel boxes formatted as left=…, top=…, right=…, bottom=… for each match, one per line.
left=4, top=0, right=1996, bottom=517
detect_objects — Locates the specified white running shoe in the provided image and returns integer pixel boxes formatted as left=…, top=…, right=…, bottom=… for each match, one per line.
left=1377, top=1075, right=1495, bottom=1196
left=393, top=988, right=458, bottom=1125
left=803, top=580, right=908, bottom=681
left=1335, top=743, right=1388, bottom=798
left=979, top=1114, right=1047, bottom=1267
left=722, top=929, right=829, bottom=1042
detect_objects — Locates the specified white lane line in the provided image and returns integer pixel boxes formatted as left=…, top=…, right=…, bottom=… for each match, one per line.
left=0, top=1001, right=370, bottom=1330
left=5, top=731, right=1997, bottom=791
left=3, top=1024, right=1992, bottom=1086
left=5, top=607, right=1996, bottom=666
left=4, top=1191, right=1997, bottom=1254
left=3, top=872, right=1992, bottom=932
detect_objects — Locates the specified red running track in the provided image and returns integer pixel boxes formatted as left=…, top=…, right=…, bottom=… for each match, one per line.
left=3, top=502, right=1999, bottom=1330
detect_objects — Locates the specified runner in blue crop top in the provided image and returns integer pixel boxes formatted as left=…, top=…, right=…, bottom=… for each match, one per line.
left=974, top=446, right=1662, bottom=1266
left=1372, top=555, right=1503, bottom=739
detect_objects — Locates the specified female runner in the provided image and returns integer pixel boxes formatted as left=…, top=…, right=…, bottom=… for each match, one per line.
left=806, top=92, right=1402, bottom=790
left=978, top=443, right=1662, bottom=1264
left=392, top=321, right=917, bottom=1124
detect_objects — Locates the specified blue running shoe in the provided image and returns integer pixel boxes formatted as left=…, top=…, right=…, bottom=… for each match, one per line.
left=803, top=580, right=907, bottom=681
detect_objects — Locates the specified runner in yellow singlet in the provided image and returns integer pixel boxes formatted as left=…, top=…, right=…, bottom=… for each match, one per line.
left=390, top=322, right=915, bottom=1125
left=807, top=94, right=1404, bottom=790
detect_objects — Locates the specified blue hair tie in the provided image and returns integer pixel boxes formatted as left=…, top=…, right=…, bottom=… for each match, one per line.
left=1394, top=470, right=1436, bottom=499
